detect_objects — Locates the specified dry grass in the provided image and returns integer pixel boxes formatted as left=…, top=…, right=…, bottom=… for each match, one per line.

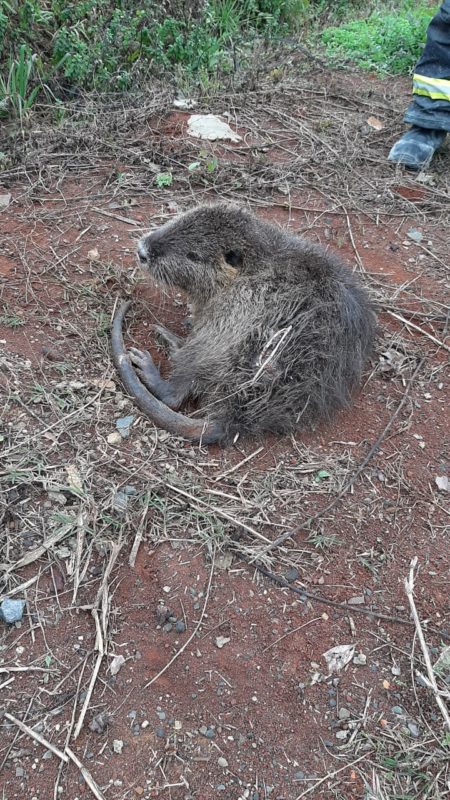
left=1, top=64, right=449, bottom=799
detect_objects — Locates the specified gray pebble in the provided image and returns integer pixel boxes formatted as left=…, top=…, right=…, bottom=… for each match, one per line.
left=156, top=727, right=165, bottom=738
left=112, top=490, right=128, bottom=514
left=0, top=598, right=25, bottom=624
left=348, top=595, right=365, bottom=605
left=15, top=767, right=25, bottom=777
left=285, top=567, right=299, bottom=583
left=391, top=706, right=404, bottom=715
left=206, top=728, right=215, bottom=739
left=217, top=785, right=226, bottom=791
left=408, top=722, right=420, bottom=737
left=157, top=711, right=166, bottom=721
left=162, top=623, right=173, bottom=633
left=338, top=708, right=350, bottom=720
left=175, top=621, right=186, bottom=633
left=294, top=771, right=305, bottom=780
left=328, top=699, right=337, bottom=708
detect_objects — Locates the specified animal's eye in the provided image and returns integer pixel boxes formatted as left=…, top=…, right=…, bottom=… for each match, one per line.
left=187, top=251, right=202, bottom=263
left=225, top=250, right=243, bottom=268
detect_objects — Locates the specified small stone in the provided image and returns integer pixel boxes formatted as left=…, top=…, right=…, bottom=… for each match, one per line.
left=42, top=750, right=53, bottom=760
left=408, top=722, right=420, bottom=737
left=294, top=771, right=305, bottom=780
left=335, top=730, right=349, bottom=740
left=391, top=706, right=404, bottom=716
left=348, top=595, right=365, bottom=605
left=110, top=654, right=126, bottom=675
left=218, top=757, right=228, bottom=768
left=116, top=415, right=134, bottom=438
left=215, top=636, right=230, bottom=649
left=206, top=728, right=215, bottom=739
left=107, top=432, right=122, bottom=445
left=113, top=739, right=123, bottom=754
left=112, top=490, right=128, bottom=514
left=89, top=712, right=110, bottom=734
left=0, top=598, right=26, bottom=623
left=407, top=228, right=423, bottom=243
left=141, top=720, right=149, bottom=729
left=156, top=604, right=171, bottom=624
left=284, top=567, right=299, bottom=583
left=338, top=707, right=351, bottom=720
left=162, top=623, right=173, bottom=633
left=16, top=766, right=25, bottom=777
left=353, top=653, right=367, bottom=666
left=217, top=785, right=226, bottom=792
left=155, top=727, right=165, bottom=738
left=157, top=711, right=166, bottom=721
left=175, top=621, right=186, bottom=633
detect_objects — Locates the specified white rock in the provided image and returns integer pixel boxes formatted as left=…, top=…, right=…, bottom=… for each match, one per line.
left=187, top=114, right=241, bottom=142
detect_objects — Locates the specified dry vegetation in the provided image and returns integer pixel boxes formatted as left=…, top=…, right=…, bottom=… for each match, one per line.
left=1, top=64, right=450, bottom=799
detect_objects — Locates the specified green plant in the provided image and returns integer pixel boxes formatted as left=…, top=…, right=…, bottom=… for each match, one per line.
left=322, top=3, right=439, bottom=74
left=0, top=309, right=26, bottom=327
left=0, top=44, right=40, bottom=119
left=155, top=172, right=173, bottom=188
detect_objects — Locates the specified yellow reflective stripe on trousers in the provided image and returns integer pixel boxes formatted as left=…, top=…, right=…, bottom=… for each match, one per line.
left=413, top=73, right=450, bottom=102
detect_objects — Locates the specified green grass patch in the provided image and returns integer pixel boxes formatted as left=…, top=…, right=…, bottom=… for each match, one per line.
left=0, top=1, right=441, bottom=117
left=321, top=2, right=439, bottom=74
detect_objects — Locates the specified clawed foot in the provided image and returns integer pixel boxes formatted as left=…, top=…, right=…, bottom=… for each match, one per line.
left=153, top=324, right=184, bottom=355
left=128, top=347, right=161, bottom=390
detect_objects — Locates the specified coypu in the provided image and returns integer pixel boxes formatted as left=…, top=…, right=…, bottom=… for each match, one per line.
left=112, top=203, right=375, bottom=444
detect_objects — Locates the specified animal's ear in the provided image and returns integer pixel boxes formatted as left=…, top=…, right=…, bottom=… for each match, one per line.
left=225, top=249, right=243, bottom=268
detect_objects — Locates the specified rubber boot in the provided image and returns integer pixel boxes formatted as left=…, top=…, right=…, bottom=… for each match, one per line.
left=388, top=125, right=447, bottom=169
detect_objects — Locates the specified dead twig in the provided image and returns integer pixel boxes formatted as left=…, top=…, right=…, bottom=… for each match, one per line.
left=73, top=539, right=123, bottom=739
left=4, top=712, right=69, bottom=763
left=404, top=557, right=450, bottom=732
left=65, top=746, right=106, bottom=800
left=387, top=310, right=450, bottom=354
left=254, top=564, right=450, bottom=634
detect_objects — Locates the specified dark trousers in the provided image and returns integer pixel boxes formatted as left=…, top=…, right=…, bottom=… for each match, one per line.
left=404, top=0, right=450, bottom=131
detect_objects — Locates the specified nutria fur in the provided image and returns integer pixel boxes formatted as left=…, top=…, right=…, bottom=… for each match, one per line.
left=111, top=203, right=376, bottom=444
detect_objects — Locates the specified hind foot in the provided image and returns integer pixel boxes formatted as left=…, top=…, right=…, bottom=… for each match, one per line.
left=153, top=324, right=184, bottom=356
left=128, top=346, right=187, bottom=409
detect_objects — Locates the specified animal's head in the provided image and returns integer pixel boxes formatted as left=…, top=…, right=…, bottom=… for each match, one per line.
left=137, top=203, right=276, bottom=301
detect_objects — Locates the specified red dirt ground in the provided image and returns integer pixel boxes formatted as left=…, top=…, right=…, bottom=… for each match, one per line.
left=1, top=70, right=449, bottom=800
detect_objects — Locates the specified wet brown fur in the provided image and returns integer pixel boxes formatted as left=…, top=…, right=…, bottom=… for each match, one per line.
left=112, top=203, right=376, bottom=444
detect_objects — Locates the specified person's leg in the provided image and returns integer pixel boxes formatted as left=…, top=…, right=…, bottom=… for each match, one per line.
left=389, top=0, right=450, bottom=169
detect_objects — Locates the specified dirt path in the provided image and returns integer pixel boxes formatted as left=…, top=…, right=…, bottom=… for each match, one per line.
left=1, top=69, right=449, bottom=800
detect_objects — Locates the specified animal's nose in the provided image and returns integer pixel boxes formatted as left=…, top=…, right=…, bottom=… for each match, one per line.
left=137, top=240, right=148, bottom=264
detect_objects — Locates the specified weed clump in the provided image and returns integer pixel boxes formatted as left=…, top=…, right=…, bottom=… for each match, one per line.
left=322, top=3, right=439, bottom=74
